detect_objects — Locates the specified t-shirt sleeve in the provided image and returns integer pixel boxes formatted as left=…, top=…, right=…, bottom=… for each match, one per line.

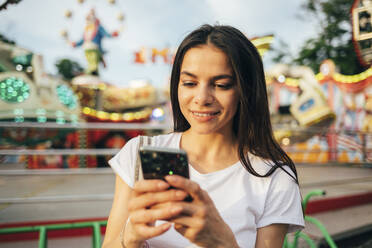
left=257, top=167, right=305, bottom=233
left=108, top=136, right=139, bottom=188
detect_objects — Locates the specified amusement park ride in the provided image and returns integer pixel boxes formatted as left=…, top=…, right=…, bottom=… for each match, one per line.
left=0, top=0, right=371, bottom=169
left=264, top=0, right=372, bottom=163
left=0, top=2, right=166, bottom=168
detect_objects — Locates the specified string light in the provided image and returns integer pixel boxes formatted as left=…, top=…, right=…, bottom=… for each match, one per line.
left=0, top=77, right=30, bottom=103
left=81, top=106, right=152, bottom=122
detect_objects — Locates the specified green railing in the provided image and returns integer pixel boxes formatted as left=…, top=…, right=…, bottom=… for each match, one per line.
left=0, top=220, right=107, bottom=248
left=283, top=189, right=337, bottom=248
left=0, top=190, right=337, bottom=248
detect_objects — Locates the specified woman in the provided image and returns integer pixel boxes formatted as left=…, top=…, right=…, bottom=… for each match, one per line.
left=103, top=24, right=304, bottom=248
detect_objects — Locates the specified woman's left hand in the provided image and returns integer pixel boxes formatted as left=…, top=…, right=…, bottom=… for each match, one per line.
left=156, top=175, right=239, bottom=248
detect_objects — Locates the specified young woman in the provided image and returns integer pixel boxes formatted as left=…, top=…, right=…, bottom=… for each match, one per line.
left=103, top=24, right=304, bottom=248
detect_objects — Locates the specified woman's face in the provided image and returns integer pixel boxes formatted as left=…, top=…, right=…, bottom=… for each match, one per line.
left=178, top=44, right=239, bottom=135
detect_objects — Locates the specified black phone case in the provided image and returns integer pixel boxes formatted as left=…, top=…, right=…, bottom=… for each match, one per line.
left=139, top=147, right=190, bottom=180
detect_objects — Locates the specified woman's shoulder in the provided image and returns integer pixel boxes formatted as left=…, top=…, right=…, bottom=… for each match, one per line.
left=148, top=132, right=182, bottom=148
left=247, top=153, right=297, bottom=184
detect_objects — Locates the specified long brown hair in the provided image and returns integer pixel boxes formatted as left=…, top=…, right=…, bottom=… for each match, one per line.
left=170, top=24, right=298, bottom=183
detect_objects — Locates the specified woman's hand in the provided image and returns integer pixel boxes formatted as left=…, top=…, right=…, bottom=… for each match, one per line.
left=160, top=175, right=239, bottom=248
left=124, top=179, right=188, bottom=248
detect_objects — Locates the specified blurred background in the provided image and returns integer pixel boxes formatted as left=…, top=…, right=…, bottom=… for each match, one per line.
left=0, top=0, right=371, bottom=247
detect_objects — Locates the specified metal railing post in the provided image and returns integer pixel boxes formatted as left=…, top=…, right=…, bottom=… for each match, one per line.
left=92, top=222, right=102, bottom=248
left=38, top=226, right=47, bottom=248
left=305, top=216, right=337, bottom=248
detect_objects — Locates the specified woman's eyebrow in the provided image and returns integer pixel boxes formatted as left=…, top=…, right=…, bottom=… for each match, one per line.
left=180, top=71, right=197, bottom=78
left=211, top=75, right=234, bottom=81
left=180, top=71, right=233, bottom=81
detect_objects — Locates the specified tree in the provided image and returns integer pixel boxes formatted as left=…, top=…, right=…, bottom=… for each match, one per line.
left=0, top=34, right=16, bottom=45
left=272, top=0, right=365, bottom=75
left=55, top=58, right=84, bottom=81
left=0, top=0, right=22, bottom=11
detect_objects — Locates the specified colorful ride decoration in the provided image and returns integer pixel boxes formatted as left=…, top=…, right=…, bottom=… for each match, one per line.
left=267, top=60, right=372, bottom=163
left=133, top=35, right=274, bottom=65
left=352, top=0, right=372, bottom=66
left=71, top=75, right=160, bottom=122
left=68, top=75, right=162, bottom=168
left=267, top=64, right=335, bottom=128
left=250, top=34, right=274, bottom=57
left=133, top=46, right=173, bottom=65
left=0, top=40, right=164, bottom=169
left=0, top=41, right=81, bottom=126
left=0, top=40, right=85, bottom=168
left=62, top=3, right=123, bottom=75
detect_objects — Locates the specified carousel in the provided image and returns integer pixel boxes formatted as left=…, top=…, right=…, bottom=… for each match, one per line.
left=0, top=40, right=164, bottom=169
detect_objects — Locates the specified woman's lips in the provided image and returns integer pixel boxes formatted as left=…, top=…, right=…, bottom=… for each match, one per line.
left=190, top=110, right=220, bottom=121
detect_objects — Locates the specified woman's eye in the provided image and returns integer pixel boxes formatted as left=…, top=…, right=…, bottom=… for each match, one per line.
left=181, top=81, right=196, bottom=87
left=215, top=83, right=234, bottom=90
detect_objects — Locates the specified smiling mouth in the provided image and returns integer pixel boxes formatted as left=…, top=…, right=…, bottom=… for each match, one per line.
left=191, top=111, right=220, bottom=117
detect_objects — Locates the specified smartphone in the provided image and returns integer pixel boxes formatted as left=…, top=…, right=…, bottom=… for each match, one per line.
left=139, top=146, right=190, bottom=180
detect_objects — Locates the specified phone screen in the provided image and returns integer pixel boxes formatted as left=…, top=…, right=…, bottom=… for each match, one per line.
left=139, top=146, right=190, bottom=180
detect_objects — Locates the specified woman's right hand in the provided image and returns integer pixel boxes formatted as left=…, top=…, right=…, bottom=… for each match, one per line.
left=124, top=179, right=188, bottom=247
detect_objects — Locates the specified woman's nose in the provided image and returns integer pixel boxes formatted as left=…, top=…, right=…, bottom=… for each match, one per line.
left=194, top=86, right=214, bottom=105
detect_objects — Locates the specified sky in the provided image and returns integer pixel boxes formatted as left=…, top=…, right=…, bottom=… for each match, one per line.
left=0, top=0, right=319, bottom=88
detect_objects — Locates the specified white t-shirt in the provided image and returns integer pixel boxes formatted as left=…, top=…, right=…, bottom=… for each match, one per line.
left=109, top=132, right=304, bottom=248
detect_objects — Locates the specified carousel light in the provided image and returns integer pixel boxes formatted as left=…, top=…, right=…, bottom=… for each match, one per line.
left=0, top=77, right=30, bottom=103
left=56, top=117, right=66, bottom=124
left=83, top=107, right=91, bottom=115
left=282, top=137, right=290, bottom=146
left=37, top=116, right=47, bottom=123
left=64, top=9, right=72, bottom=18
left=117, top=12, right=124, bottom=21
left=60, top=30, right=68, bottom=38
left=15, top=64, right=23, bottom=71
left=15, top=116, right=24, bottom=123
left=97, top=111, right=109, bottom=119
left=26, top=66, right=33, bottom=73
left=123, top=112, right=134, bottom=121
left=151, top=107, right=165, bottom=121
left=90, top=109, right=97, bottom=116
left=110, top=113, right=120, bottom=121
left=56, top=84, right=78, bottom=109
left=320, top=63, right=330, bottom=75
left=134, top=112, right=142, bottom=119
left=277, top=75, right=286, bottom=83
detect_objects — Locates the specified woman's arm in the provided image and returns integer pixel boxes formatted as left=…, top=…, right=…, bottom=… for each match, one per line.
left=102, top=175, right=132, bottom=248
left=255, top=224, right=288, bottom=248
left=103, top=175, right=189, bottom=248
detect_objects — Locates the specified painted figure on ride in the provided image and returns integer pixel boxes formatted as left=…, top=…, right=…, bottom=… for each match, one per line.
left=69, top=9, right=119, bottom=75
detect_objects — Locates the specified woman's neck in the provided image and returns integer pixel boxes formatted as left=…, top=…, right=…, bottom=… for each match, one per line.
left=180, top=130, right=239, bottom=174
